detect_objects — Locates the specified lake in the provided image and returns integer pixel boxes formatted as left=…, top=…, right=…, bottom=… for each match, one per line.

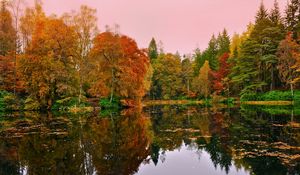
left=0, top=105, right=299, bottom=175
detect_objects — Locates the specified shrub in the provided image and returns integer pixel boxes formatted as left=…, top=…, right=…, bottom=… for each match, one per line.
left=262, top=91, right=293, bottom=101
left=241, top=91, right=299, bottom=102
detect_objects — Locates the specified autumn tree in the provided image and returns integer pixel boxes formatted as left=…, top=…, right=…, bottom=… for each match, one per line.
left=19, top=0, right=45, bottom=50
left=0, top=0, right=16, bottom=91
left=19, top=17, right=79, bottom=108
left=210, top=53, right=230, bottom=94
left=118, top=35, right=151, bottom=102
left=0, top=0, right=15, bottom=56
left=62, top=5, right=99, bottom=103
left=277, top=33, right=300, bottom=96
left=89, top=32, right=150, bottom=104
left=193, top=60, right=211, bottom=99
left=209, top=28, right=231, bottom=95
left=150, top=53, right=182, bottom=99
left=0, top=55, right=14, bottom=91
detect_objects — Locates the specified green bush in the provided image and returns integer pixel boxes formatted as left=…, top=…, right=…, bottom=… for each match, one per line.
left=240, top=92, right=261, bottom=101
left=99, top=97, right=121, bottom=109
left=241, top=90, right=300, bottom=102
left=52, top=97, right=89, bottom=111
left=262, top=91, right=293, bottom=101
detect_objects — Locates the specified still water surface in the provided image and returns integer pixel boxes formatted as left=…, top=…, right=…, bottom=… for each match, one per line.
left=0, top=105, right=299, bottom=175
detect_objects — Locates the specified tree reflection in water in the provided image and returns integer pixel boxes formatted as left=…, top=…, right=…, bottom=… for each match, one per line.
left=0, top=105, right=299, bottom=175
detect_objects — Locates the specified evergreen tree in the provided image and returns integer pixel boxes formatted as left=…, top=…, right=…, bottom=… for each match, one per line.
left=269, top=0, right=282, bottom=25
left=148, top=37, right=158, bottom=62
left=193, top=48, right=204, bottom=75
left=255, top=1, right=269, bottom=23
left=231, top=38, right=265, bottom=94
left=230, top=1, right=285, bottom=93
left=207, top=34, right=219, bottom=70
left=284, top=0, right=300, bottom=38
left=217, top=29, right=230, bottom=56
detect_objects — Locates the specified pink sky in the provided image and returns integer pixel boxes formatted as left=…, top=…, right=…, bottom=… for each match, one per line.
left=27, top=0, right=286, bottom=55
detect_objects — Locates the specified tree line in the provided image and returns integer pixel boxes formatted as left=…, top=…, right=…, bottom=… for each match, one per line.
left=0, top=0, right=300, bottom=110
left=0, top=0, right=150, bottom=109
left=148, top=0, right=300, bottom=100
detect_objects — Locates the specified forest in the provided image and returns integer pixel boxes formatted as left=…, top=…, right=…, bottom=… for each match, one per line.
left=0, top=0, right=300, bottom=112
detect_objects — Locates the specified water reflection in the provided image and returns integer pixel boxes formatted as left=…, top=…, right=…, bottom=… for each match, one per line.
left=0, top=105, right=299, bottom=175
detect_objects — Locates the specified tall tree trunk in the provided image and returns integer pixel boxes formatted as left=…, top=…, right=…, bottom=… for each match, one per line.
left=14, top=45, right=16, bottom=95
left=110, top=68, right=115, bottom=103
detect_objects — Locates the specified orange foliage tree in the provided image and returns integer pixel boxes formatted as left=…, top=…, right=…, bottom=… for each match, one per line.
left=89, top=32, right=150, bottom=104
left=19, top=18, right=79, bottom=108
left=277, top=32, right=300, bottom=95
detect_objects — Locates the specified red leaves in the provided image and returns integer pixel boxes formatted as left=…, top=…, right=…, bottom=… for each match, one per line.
left=89, top=32, right=150, bottom=101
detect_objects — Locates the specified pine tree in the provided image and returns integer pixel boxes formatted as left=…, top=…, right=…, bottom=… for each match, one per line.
left=255, top=1, right=268, bottom=23
left=269, top=0, right=282, bottom=25
left=230, top=1, right=285, bottom=93
left=207, top=34, right=219, bottom=70
left=148, top=38, right=158, bottom=62
left=218, top=29, right=230, bottom=56
left=193, top=48, right=204, bottom=75
left=285, top=0, right=300, bottom=38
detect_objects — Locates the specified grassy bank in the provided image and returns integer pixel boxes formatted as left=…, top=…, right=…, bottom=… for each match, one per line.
left=143, top=100, right=204, bottom=106
left=241, top=90, right=300, bottom=101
